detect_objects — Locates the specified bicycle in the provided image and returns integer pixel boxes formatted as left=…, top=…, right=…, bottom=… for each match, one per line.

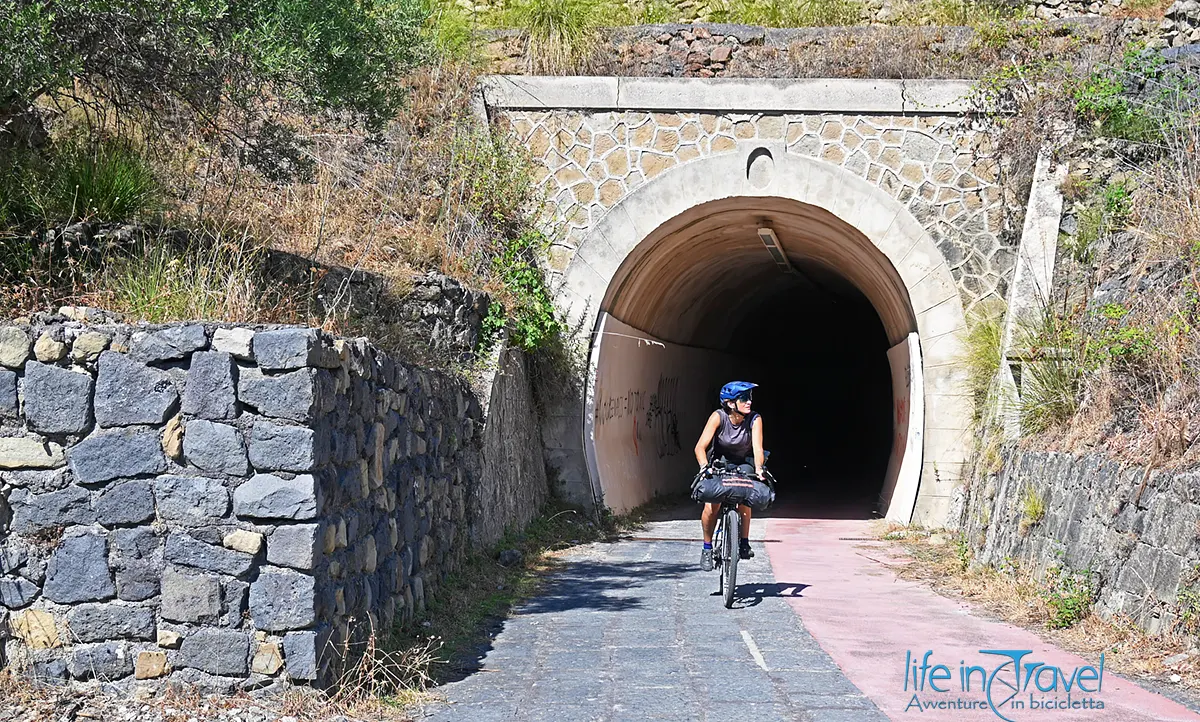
left=693, top=461, right=776, bottom=609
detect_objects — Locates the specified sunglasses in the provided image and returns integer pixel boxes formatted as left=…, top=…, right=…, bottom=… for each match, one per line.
left=735, top=392, right=753, bottom=403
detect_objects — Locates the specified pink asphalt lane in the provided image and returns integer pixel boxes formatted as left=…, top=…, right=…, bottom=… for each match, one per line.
left=765, top=515, right=1200, bottom=722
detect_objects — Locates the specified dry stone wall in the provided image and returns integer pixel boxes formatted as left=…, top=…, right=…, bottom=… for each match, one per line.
left=0, top=314, right=546, bottom=691
left=964, top=449, right=1200, bottom=635
left=502, top=109, right=1014, bottom=313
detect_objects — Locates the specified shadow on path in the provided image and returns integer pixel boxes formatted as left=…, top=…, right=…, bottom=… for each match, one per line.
left=515, top=559, right=694, bottom=614
left=708, top=581, right=811, bottom=609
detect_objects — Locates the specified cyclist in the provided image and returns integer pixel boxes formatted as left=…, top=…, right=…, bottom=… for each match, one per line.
left=694, top=381, right=765, bottom=571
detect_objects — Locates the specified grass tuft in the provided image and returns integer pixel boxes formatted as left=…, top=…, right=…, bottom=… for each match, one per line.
left=506, top=0, right=607, bottom=74
left=82, top=232, right=297, bottom=325
left=713, top=0, right=865, bottom=27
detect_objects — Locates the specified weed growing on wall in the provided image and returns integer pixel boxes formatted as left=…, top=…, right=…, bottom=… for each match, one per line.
left=490, top=230, right=565, bottom=351
left=1018, top=484, right=1046, bottom=535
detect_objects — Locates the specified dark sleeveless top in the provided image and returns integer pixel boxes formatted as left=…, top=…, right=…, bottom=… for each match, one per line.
left=711, top=408, right=758, bottom=462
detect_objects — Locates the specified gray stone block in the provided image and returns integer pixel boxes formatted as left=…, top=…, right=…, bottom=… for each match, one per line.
left=164, top=533, right=254, bottom=577
left=11, top=485, right=92, bottom=533
left=69, top=427, right=167, bottom=484
left=1153, top=550, right=1183, bottom=599
left=113, top=526, right=160, bottom=559
left=116, top=561, right=161, bottom=602
left=248, top=422, right=326, bottom=473
left=66, top=603, right=155, bottom=641
left=69, top=642, right=133, bottom=681
left=182, top=351, right=237, bottom=420
left=161, top=568, right=221, bottom=623
left=2, top=468, right=70, bottom=493
left=29, top=659, right=68, bottom=683
left=177, top=629, right=250, bottom=675
left=237, top=367, right=319, bottom=422
left=182, top=420, right=249, bottom=476
left=0, top=367, right=17, bottom=420
left=266, top=524, right=320, bottom=570
left=0, top=544, right=27, bottom=576
left=221, top=579, right=249, bottom=627
left=23, top=362, right=94, bottom=435
left=252, top=329, right=320, bottom=370
left=154, top=475, right=230, bottom=523
left=283, top=629, right=326, bottom=681
left=129, top=325, right=207, bottom=363
left=44, top=531, right=115, bottom=604
left=249, top=567, right=316, bottom=631
left=0, top=577, right=39, bottom=608
left=93, top=480, right=155, bottom=526
left=233, top=474, right=319, bottom=520
left=93, top=351, right=179, bottom=427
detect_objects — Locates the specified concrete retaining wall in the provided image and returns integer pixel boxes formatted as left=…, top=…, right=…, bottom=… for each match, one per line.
left=964, top=449, right=1200, bottom=635
left=0, top=314, right=546, bottom=691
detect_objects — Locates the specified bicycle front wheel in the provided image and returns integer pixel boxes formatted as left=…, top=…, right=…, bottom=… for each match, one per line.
left=722, top=506, right=739, bottom=608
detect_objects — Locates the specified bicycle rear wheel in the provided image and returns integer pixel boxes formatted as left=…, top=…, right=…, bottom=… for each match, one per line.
left=722, top=506, right=739, bottom=608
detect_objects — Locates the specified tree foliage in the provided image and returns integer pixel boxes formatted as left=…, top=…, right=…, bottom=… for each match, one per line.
left=0, top=0, right=428, bottom=132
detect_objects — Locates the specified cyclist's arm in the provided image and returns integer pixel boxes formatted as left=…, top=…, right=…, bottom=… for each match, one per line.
left=752, top=415, right=765, bottom=478
left=694, top=411, right=720, bottom=469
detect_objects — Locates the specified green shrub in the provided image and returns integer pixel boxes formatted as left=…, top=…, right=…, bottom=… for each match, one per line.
left=1061, top=180, right=1132, bottom=265
left=1073, top=48, right=1168, bottom=142
left=1, top=0, right=428, bottom=138
left=505, top=0, right=606, bottom=74
left=491, top=230, right=564, bottom=351
left=1042, top=566, right=1095, bottom=629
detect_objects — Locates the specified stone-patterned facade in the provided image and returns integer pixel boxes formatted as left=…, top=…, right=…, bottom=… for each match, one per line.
left=500, top=109, right=1015, bottom=314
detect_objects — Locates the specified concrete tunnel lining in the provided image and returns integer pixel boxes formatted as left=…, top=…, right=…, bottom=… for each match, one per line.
left=559, top=144, right=974, bottom=525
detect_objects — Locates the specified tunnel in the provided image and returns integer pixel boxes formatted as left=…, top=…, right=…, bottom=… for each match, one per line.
left=583, top=196, right=921, bottom=518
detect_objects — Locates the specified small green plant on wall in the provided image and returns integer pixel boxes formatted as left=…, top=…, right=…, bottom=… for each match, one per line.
left=486, top=230, right=565, bottom=352
left=1177, top=565, right=1200, bottom=635
left=1018, top=484, right=1046, bottom=536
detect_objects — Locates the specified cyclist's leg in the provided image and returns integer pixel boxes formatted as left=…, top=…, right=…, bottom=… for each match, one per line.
left=701, top=502, right=720, bottom=543
left=739, top=504, right=752, bottom=540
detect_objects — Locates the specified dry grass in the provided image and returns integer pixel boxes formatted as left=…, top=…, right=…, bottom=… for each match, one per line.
left=1113, top=0, right=1175, bottom=19
left=0, top=668, right=421, bottom=722
left=168, top=62, right=531, bottom=301
left=888, top=533, right=1200, bottom=691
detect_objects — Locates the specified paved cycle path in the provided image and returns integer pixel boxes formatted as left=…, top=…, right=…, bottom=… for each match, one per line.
left=766, top=515, right=1200, bottom=722
left=418, top=517, right=887, bottom=722
left=419, top=512, right=1200, bottom=721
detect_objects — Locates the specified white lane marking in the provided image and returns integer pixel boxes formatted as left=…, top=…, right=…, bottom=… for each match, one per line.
left=740, top=630, right=770, bottom=671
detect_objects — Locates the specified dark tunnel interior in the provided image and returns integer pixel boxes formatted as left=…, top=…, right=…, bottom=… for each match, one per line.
left=719, top=261, right=894, bottom=516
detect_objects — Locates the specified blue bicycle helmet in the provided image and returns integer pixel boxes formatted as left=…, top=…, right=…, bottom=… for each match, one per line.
left=719, top=381, right=758, bottom=402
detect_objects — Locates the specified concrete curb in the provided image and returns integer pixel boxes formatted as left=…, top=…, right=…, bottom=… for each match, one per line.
left=481, top=76, right=978, bottom=114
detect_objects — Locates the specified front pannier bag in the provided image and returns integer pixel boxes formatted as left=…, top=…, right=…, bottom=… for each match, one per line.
left=691, top=471, right=774, bottom=512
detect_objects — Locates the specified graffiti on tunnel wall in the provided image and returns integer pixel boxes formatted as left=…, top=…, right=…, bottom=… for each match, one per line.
left=596, top=374, right=681, bottom=458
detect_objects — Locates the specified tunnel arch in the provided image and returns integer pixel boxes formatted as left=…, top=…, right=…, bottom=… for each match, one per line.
left=557, top=143, right=972, bottom=526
